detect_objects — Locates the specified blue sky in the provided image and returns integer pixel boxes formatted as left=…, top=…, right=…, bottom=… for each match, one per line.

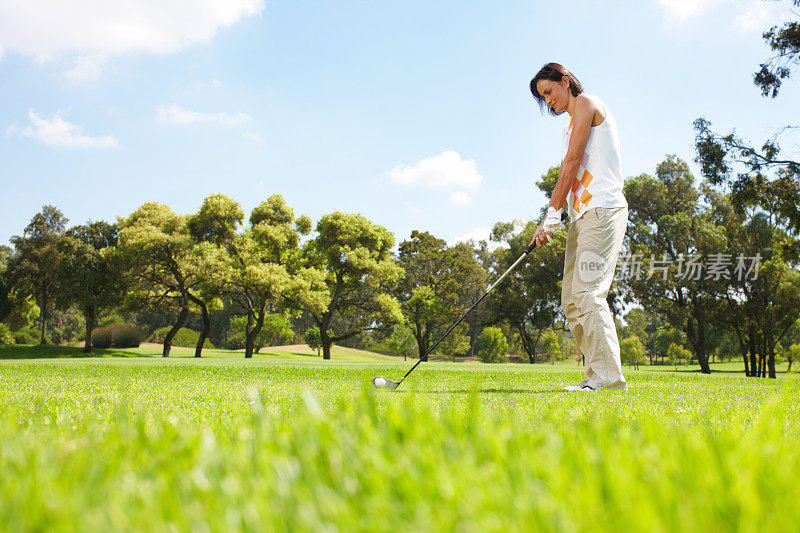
left=2, top=0, right=799, bottom=248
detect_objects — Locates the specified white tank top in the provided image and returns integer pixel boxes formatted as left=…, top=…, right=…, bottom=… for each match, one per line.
left=561, top=94, right=627, bottom=221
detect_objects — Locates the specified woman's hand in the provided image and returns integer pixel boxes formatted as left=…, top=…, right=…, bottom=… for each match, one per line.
left=530, top=223, right=553, bottom=248
left=529, top=206, right=562, bottom=248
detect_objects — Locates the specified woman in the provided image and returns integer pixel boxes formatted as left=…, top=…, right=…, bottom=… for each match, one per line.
left=529, top=63, right=628, bottom=391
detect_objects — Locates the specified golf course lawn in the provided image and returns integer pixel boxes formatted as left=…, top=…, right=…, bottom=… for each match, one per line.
left=1, top=348, right=798, bottom=532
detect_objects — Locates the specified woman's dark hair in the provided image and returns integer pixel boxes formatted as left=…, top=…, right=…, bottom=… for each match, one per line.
left=529, top=63, right=584, bottom=116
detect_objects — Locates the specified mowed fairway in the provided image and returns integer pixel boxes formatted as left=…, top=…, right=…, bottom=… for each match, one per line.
left=1, top=352, right=799, bottom=532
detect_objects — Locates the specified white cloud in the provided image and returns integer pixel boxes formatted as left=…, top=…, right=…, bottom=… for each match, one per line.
left=657, top=0, right=725, bottom=23
left=448, top=190, right=473, bottom=206
left=657, top=0, right=785, bottom=30
left=387, top=150, right=483, bottom=206
left=0, top=0, right=265, bottom=78
left=19, top=109, right=118, bottom=148
left=242, top=131, right=264, bottom=144
left=61, top=54, right=105, bottom=82
left=156, top=105, right=251, bottom=126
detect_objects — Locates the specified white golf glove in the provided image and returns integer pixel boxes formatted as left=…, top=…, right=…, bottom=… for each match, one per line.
left=541, top=206, right=562, bottom=243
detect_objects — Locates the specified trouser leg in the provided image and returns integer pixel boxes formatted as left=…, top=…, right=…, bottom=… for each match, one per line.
left=571, top=207, right=628, bottom=389
left=562, top=220, right=593, bottom=385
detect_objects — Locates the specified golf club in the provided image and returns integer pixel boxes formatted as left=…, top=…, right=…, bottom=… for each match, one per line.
left=373, top=241, right=537, bottom=390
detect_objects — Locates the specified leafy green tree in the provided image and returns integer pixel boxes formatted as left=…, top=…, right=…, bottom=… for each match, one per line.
left=488, top=217, right=564, bottom=364
left=7, top=206, right=68, bottom=344
left=621, top=335, right=646, bottom=370
left=694, top=2, right=800, bottom=241
left=753, top=0, right=800, bottom=98
left=787, top=343, right=800, bottom=372
left=476, top=326, right=508, bottom=363
left=652, top=324, right=686, bottom=365
left=0, top=245, right=12, bottom=323
left=395, top=232, right=488, bottom=360
left=0, top=324, right=12, bottom=345
left=304, top=326, right=323, bottom=356
left=624, top=156, right=728, bottom=374
left=539, top=330, right=562, bottom=364
left=304, top=212, right=403, bottom=360
left=229, top=313, right=295, bottom=353
left=436, top=323, right=471, bottom=362
left=705, top=190, right=800, bottom=378
left=387, top=324, right=417, bottom=361
left=1, top=289, right=40, bottom=333
left=223, top=195, right=328, bottom=358
left=118, top=203, right=194, bottom=357
left=667, top=342, right=693, bottom=370
left=56, top=221, right=125, bottom=352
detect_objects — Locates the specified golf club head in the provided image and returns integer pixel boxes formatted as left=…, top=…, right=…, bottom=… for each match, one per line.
left=372, top=376, right=400, bottom=390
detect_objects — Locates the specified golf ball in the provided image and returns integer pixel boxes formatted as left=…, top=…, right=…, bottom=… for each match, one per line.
left=374, top=377, right=386, bottom=388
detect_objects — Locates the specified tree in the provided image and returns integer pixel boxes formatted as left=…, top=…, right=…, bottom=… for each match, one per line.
left=621, top=335, right=646, bottom=370
left=395, top=232, right=489, bottom=360
left=7, top=206, right=68, bottom=344
left=666, top=342, right=692, bottom=370
left=223, top=195, right=328, bottom=358
left=229, top=313, right=294, bottom=353
left=56, top=222, right=125, bottom=352
left=118, top=203, right=207, bottom=357
left=304, top=212, right=403, bottom=360
left=186, top=194, right=245, bottom=357
left=704, top=190, right=800, bottom=378
left=476, top=326, right=508, bottom=363
left=387, top=324, right=418, bottom=361
left=753, top=0, right=800, bottom=98
left=436, top=323, right=471, bottom=362
left=395, top=231, right=448, bottom=358
left=787, top=343, right=800, bottom=372
left=304, top=326, right=323, bottom=356
left=488, top=217, right=565, bottom=364
left=539, top=330, right=563, bottom=364
left=623, top=156, right=729, bottom=374
left=694, top=2, right=800, bottom=241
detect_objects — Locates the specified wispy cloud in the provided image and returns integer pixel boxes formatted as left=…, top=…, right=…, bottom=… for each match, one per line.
left=15, top=109, right=118, bottom=148
left=242, top=131, right=264, bottom=144
left=387, top=150, right=483, bottom=206
left=656, top=0, right=785, bottom=30
left=0, top=0, right=265, bottom=80
left=156, top=105, right=252, bottom=126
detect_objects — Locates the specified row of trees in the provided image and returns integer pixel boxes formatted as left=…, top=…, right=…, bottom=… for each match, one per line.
left=1, top=151, right=797, bottom=377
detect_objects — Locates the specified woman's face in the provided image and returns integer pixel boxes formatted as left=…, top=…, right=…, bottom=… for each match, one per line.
left=536, top=77, right=571, bottom=114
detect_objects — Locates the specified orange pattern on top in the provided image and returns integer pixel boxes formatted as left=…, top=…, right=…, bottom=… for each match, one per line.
left=566, top=120, right=592, bottom=214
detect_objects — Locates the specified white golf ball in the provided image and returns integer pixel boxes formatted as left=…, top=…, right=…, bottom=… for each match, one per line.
left=374, top=377, right=386, bottom=387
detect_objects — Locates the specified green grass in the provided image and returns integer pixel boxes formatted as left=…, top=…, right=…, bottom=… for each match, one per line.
left=1, top=353, right=799, bottom=531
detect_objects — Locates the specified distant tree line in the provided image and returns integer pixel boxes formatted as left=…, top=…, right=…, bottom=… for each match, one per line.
left=1, top=152, right=797, bottom=378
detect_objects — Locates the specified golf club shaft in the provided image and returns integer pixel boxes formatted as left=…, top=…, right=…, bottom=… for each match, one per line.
left=399, top=243, right=536, bottom=383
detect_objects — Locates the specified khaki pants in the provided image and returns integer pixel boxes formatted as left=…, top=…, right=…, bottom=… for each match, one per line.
left=562, top=206, right=628, bottom=389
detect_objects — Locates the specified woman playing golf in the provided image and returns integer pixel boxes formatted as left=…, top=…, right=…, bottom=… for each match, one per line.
left=529, top=63, right=628, bottom=391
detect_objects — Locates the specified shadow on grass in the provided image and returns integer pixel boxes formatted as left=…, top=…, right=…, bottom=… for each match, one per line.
left=405, top=388, right=562, bottom=395
left=0, top=344, right=138, bottom=360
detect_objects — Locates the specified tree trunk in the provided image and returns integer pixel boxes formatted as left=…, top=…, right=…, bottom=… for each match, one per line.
left=83, top=305, right=95, bottom=353
left=321, top=331, right=333, bottom=360
left=748, top=329, right=758, bottom=378
left=192, top=298, right=210, bottom=358
left=245, top=305, right=266, bottom=359
left=39, top=295, right=48, bottom=345
left=163, top=306, right=189, bottom=357
left=467, top=322, right=478, bottom=357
